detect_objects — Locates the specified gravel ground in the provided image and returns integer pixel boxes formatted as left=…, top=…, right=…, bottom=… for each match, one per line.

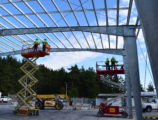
left=0, top=103, right=135, bottom=120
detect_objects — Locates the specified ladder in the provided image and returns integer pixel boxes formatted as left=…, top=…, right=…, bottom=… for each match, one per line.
left=15, top=57, right=39, bottom=111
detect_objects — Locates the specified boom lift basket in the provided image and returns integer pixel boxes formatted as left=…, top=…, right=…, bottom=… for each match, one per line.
left=96, top=61, right=124, bottom=81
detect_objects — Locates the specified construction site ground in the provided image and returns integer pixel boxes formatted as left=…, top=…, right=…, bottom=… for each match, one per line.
left=0, top=103, right=134, bottom=120
left=0, top=103, right=156, bottom=120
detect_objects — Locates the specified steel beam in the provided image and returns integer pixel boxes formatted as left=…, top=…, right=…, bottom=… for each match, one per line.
left=124, top=35, right=142, bottom=120
left=0, top=26, right=139, bottom=36
left=92, top=0, right=104, bottom=49
left=104, top=0, right=111, bottom=49
left=0, top=8, right=128, bottom=16
left=66, top=0, right=91, bottom=48
left=126, top=0, right=133, bottom=25
left=0, top=48, right=124, bottom=57
left=79, top=0, right=97, bottom=48
left=135, top=0, right=158, bottom=97
left=51, top=0, right=82, bottom=48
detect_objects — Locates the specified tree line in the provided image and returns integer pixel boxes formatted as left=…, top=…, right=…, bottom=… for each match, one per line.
left=0, top=56, right=154, bottom=97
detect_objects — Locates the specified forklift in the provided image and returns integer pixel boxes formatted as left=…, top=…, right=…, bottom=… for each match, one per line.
left=35, top=94, right=67, bottom=110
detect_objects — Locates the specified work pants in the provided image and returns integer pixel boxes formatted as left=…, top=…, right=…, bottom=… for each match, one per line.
left=43, top=45, right=46, bottom=51
left=34, top=44, right=38, bottom=52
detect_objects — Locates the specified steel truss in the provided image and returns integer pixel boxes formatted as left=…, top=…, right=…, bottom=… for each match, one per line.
left=0, top=48, right=124, bottom=56
left=0, top=26, right=139, bottom=36
left=0, top=0, right=139, bottom=54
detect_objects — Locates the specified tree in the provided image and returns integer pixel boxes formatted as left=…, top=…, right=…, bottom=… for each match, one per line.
left=147, top=83, right=154, bottom=92
left=140, top=84, right=145, bottom=92
left=69, top=88, right=78, bottom=97
left=0, top=57, right=125, bottom=97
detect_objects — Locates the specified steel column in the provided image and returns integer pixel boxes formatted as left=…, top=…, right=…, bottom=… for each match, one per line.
left=135, top=0, right=158, bottom=97
left=124, top=36, right=142, bottom=120
left=123, top=55, right=132, bottom=118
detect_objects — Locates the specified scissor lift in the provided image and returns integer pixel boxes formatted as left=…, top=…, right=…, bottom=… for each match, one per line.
left=14, top=44, right=50, bottom=115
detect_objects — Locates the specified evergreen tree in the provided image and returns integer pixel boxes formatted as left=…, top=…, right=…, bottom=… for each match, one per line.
left=147, top=83, right=154, bottom=92
left=140, top=84, right=145, bottom=92
left=0, top=57, right=124, bottom=97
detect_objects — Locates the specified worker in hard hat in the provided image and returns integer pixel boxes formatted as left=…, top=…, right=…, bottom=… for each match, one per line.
left=111, top=57, right=116, bottom=70
left=42, top=39, right=47, bottom=51
left=34, top=39, right=40, bottom=52
left=105, top=58, right=110, bottom=70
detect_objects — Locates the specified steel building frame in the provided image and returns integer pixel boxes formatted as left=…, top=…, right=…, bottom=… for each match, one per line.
left=0, top=0, right=140, bottom=54
left=0, top=0, right=144, bottom=120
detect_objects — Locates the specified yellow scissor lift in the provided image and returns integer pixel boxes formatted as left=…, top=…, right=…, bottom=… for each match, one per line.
left=14, top=44, right=51, bottom=115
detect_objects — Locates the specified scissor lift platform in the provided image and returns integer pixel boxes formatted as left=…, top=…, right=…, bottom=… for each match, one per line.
left=21, top=44, right=50, bottom=58
left=15, top=44, right=51, bottom=116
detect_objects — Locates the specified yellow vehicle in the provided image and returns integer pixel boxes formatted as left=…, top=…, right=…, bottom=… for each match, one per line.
left=35, top=94, right=69, bottom=110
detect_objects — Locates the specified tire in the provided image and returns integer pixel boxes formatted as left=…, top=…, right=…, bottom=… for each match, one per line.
left=35, top=110, right=39, bottom=116
left=35, top=102, right=43, bottom=110
left=55, top=101, right=64, bottom=110
left=146, top=106, right=152, bottom=112
left=143, top=109, right=146, bottom=112
left=122, top=112, right=128, bottom=118
left=97, top=110, right=104, bottom=117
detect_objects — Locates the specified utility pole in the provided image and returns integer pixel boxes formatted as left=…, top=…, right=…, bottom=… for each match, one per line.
left=65, top=82, right=68, bottom=96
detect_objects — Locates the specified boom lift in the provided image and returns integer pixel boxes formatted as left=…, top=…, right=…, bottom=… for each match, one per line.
left=96, top=61, right=127, bottom=117
left=14, top=42, right=50, bottom=115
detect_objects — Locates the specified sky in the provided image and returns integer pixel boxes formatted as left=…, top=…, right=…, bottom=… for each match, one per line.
left=0, top=0, right=154, bottom=90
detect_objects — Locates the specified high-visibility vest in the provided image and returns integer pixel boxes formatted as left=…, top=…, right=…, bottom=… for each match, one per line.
left=106, top=58, right=109, bottom=64
left=111, top=57, right=116, bottom=62
left=42, top=40, right=47, bottom=45
left=34, top=40, right=39, bottom=44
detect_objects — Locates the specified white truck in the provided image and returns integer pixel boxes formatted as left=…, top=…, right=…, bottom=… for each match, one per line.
left=0, top=96, right=12, bottom=103
left=142, top=98, right=158, bottom=112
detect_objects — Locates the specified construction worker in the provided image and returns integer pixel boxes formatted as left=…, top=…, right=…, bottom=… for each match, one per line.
left=34, top=39, right=39, bottom=52
left=111, top=57, right=116, bottom=70
left=42, top=39, right=47, bottom=51
left=105, top=58, right=110, bottom=70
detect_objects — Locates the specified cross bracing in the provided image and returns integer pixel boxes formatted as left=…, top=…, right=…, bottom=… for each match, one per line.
left=0, top=0, right=140, bottom=56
